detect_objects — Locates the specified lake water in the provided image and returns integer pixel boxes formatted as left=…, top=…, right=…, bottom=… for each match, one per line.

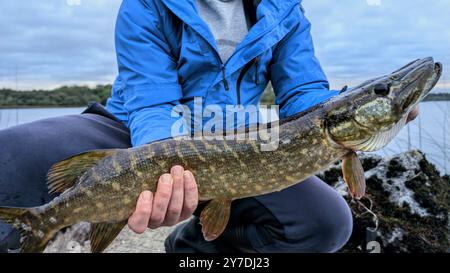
left=0, top=107, right=86, bottom=129
left=1, top=102, right=449, bottom=174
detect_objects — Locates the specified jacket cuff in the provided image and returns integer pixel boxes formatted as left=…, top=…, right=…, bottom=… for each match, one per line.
left=123, top=83, right=183, bottom=113
left=280, top=89, right=339, bottom=118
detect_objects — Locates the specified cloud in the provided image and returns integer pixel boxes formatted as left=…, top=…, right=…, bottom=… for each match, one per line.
left=0, top=0, right=448, bottom=93
left=0, top=0, right=122, bottom=90
left=303, top=0, right=450, bottom=92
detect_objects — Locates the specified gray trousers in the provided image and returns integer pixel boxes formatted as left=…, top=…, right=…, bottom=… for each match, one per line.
left=0, top=103, right=352, bottom=253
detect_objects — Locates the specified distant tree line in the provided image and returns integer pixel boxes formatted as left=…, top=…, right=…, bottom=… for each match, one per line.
left=0, top=85, right=112, bottom=107
left=0, top=84, right=447, bottom=108
left=423, top=93, right=450, bottom=102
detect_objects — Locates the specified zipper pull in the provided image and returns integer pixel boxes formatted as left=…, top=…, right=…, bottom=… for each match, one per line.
left=221, top=65, right=230, bottom=91
left=254, top=56, right=260, bottom=85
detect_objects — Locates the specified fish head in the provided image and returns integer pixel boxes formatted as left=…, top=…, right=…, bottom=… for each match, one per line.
left=326, top=57, right=442, bottom=152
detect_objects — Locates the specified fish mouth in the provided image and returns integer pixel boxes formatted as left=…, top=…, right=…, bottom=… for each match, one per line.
left=391, top=57, right=442, bottom=114
left=422, top=61, right=443, bottom=98
left=396, top=57, right=442, bottom=89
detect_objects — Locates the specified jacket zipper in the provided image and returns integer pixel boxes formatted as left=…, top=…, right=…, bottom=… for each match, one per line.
left=236, top=56, right=261, bottom=105
left=206, top=44, right=230, bottom=92
left=189, top=28, right=259, bottom=96
left=221, top=64, right=230, bottom=91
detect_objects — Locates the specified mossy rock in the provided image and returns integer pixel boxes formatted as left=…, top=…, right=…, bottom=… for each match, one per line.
left=318, top=150, right=449, bottom=253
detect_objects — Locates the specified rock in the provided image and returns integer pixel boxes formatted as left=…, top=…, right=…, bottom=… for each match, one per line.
left=44, top=223, right=90, bottom=253
left=318, top=150, right=449, bottom=253
left=45, top=150, right=449, bottom=253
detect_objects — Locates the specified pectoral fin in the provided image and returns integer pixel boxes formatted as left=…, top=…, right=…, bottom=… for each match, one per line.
left=199, top=199, right=232, bottom=241
left=90, top=220, right=126, bottom=253
left=342, top=151, right=366, bottom=199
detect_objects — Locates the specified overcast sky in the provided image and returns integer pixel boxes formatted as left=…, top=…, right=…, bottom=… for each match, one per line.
left=0, top=0, right=448, bottom=92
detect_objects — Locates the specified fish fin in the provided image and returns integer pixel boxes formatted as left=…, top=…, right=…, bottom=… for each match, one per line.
left=0, top=206, right=56, bottom=253
left=199, top=199, right=232, bottom=241
left=342, top=151, right=366, bottom=199
left=90, top=221, right=126, bottom=253
left=47, top=150, right=118, bottom=195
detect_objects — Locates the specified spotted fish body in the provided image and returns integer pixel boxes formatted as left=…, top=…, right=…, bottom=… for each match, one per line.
left=43, top=112, right=347, bottom=226
left=0, top=58, right=442, bottom=253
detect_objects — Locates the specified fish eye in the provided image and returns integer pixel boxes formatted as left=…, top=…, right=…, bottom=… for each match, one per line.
left=374, top=83, right=391, bottom=96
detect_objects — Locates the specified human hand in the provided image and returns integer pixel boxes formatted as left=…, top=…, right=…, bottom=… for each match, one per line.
left=128, top=166, right=199, bottom=234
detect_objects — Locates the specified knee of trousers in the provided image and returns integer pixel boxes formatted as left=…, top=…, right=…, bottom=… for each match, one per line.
left=292, top=199, right=353, bottom=253
left=255, top=199, right=353, bottom=253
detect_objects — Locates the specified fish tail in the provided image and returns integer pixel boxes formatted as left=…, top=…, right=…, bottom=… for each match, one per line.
left=0, top=206, right=55, bottom=253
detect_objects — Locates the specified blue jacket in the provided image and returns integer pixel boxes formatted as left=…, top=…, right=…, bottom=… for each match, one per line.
left=106, top=0, right=339, bottom=146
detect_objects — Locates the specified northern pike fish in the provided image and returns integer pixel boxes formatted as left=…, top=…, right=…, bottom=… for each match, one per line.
left=0, top=57, right=442, bottom=253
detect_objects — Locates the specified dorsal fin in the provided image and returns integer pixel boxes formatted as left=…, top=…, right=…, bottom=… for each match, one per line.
left=90, top=221, right=127, bottom=253
left=46, top=150, right=117, bottom=195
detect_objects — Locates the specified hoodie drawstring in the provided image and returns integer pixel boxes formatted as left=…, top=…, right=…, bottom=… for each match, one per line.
left=254, top=56, right=261, bottom=85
